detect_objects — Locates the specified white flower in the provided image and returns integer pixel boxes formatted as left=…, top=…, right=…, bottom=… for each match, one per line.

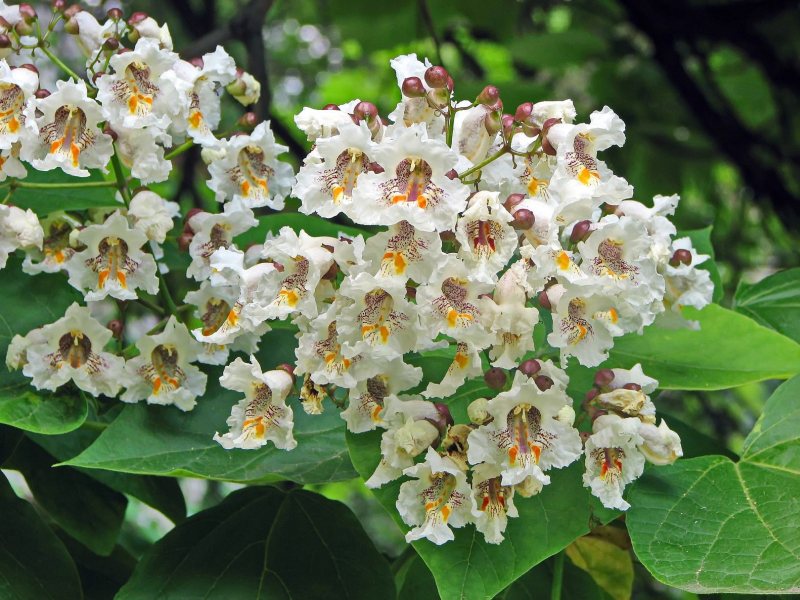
left=0, top=204, right=42, bottom=269
left=583, top=414, right=645, bottom=510
left=351, top=125, right=469, bottom=232
left=397, top=448, right=475, bottom=545
left=422, top=342, right=483, bottom=399
left=529, top=100, right=577, bottom=127
left=5, top=328, right=45, bottom=370
left=127, top=190, right=179, bottom=243
left=66, top=211, right=159, bottom=301
left=619, top=194, right=679, bottom=264
left=638, top=419, right=682, bottom=465
left=659, top=237, right=713, bottom=327
left=69, top=12, right=116, bottom=58
left=470, top=463, right=518, bottom=544
left=0, top=60, right=38, bottom=149
left=114, top=125, right=173, bottom=184
left=336, top=272, right=422, bottom=359
left=129, top=15, right=173, bottom=50
left=0, top=146, right=26, bottom=181
left=186, top=199, right=257, bottom=280
left=386, top=54, right=444, bottom=137
left=226, top=71, right=260, bottom=106
left=21, top=79, right=113, bottom=177
left=213, top=355, right=297, bottom=450
left=21, top=211, right=81, bottom=274
left=121, top=316, right=207, bottom=411
left=293, top=121, right=377, bottom=219
left=207, top=122, right=293, bottom=209
left=451, top=104, right=496, bottom=164
left=454, top=191, right=517, bottom=284
left=341, top=359, right=422, bottom=433
left=171, top=47, right=237, bottom=147
left=293, top=101, right=358, bottom=142
left=21, top=303, right=125, bottom=396
left=96, top=38, right=186, bottom=131
left=416, top=255, right=493, bottom=347
left=361, top=220, right=446, bottom=283
left=467, top=372, right=583, bottom=487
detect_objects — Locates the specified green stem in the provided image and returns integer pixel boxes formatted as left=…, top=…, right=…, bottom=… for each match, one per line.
left=80, top=420, right=108, bottom=432
left=6, top=180, right=118, bottom=190
left=40, top=45, right=81, bottom=81
left=551, top=551, right=564, bottom=600
left=164, top=139, right=195, bottom=161
left=458, top=147, right=508, bottom=180
left=109, top=147, right=132, bottom=205
left=136, top=297, right=165, bottom=315
left=156, top=269, right=179, bottom=316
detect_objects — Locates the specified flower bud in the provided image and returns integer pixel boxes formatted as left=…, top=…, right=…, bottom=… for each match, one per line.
left=19, top=4, right=37, bottom=23
left=569, top=219, right=592, bottom=244
left=15, top=20, right=34, bottom=36
left=467, top=397, right=490, bottom=425
left=510, top=208, right=534, bottom=230
left=19, top=63, right=38, bottom=74
left=484, top=109, right=502, bottom=136
left=476, top=85, right=500, bottom=107
left=540, top=117, right=561, bottom=156
left=52, top=0, right=67, bottom=11
left=638, top=420, right=683, bottom=465
left=276, top=363, right=296, bottom=384
left=107, top=7, right=123, bottom=20
left=444, top=168, right=458, bottom=180
left=501, top=113, right=515, bottom=139
left=103, top=37, right=119, bottom=51
left=446, top=75, right=454, bottom=92
left=518, top=359, right=541, bottom=377
left=503, top=193, right=525, bottom=213
left=322, top=103, right=339, bottom=110
left=514, top=102, right=533, bottom=123
left=64, top=15, right=79, bottom=34
left=322, top=261, right=338, bottom=281
left=395, top=419, right=439, bottom=458
left=556, top=404, right=575, bottom=426
left=107, top=319, right=123, bottom=339
left=433, top=402, right=454, bottom=429
left=63, top=4, right=81, bottom=18
left=537, top=289, right=552, bottom=311
left=34, top=89, right=51, bottom=99
left=594, top=368, right=615, bottom=388
left=534, top=375, right=554, bottom=391
left=102, top=123, right=117, bottom=141
left=484, top=367, right=507, bottom=390
left=424, top=65, right=449, bottom=89
left=353, top=101, right=378, bottom=123
left=128, top=11, right=148, bottom=25
left=226, top=70, right=261, bottom=106
left=622, top=383, right=642, bottom=391
left=401, top=76, right=426, bottom=98
left=177, top=231, right=193, bottom=251
left=237, top=111, right=259, bottom=129
left=669, top=249, right=692, bottom=267
left=0, top=34, right=10, bottom=49
left=585, top=387, right=600, bottom=402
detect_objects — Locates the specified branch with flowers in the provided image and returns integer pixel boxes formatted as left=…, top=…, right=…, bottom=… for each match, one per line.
left=0, top=2, right=798, bottom=599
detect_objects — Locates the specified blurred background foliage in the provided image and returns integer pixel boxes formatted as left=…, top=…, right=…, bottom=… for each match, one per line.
left=8, top=1, right=798, bottom=597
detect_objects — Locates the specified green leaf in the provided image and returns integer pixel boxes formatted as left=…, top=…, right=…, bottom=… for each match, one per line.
left=348, top=429, right=616, bottom=600
left=566, top=536, right=633, bottom=600
left=734, top=268, right=800, bottom=343
left=57, top=536, right=136, bottom=600
left=627, top=375, right=800, bottom=594
left=63, top=332, right=356, bottom=484
left=501, top=552, right=612, bottom=600
left=6, top=438, right=126, bottom=556
left=608, top=304, right=800, bottom=390
left=0, top=262, right=87, bottom=434
left=0, top=472, right=83, bottom=600
left=7, top=170, right=119, bottom=216
left=395, top=554, right=438, bottom=600
left=236, top=211, right=373, bottom=247
left=509, top=31, right=608, bottom=70
left=30, top=427, right=187, bottom=524
left=681, top=226, right=723, bottom=303
left=117, top=486, right=395, bottom=599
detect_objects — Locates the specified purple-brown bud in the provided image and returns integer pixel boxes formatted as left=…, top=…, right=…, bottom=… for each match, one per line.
left=484, top=367, right=507, bottom=390
left=518, top=359, right=542, bottom=377
left=52, top=0, right=67, bottom=12
left=103, top=37, right=119, bottom=51
left=63, top=4, right=81, bottom=19
left=669, top=249, right=692, bottom=267
left=445, top=168, right=458, bottom=180
left=34, top=89, right=51, bottom=99
left=107, top=319, right=124, bottom=339
left=594, top=368, right=615, bottom=388
left=514, top=102, right=533, bottom=123
left=510, top=208, right=534, bottom=230
left=434, top=402, right=455, bottom=429
left=0, top=34, right=10, bottom=49
left=177, top=232, right=194, bottom=252
left=424, top=65, right=450, bottom=89
left=322, top=103, right=339, bottom=110
left=504, top=193, right=525, bottom=213
left=18, top=4, right=37, bottom=22
left=569, top=220, right=592, bottom=244
left=19, top=63, right=38, bottom=74
left=128, top=11, right=148, bottom=25
left=401, top=76, right=426, bottom=98
left=237, top=111, right=259, bottom=128
left=585, top=387, right=600, bottom=403
left=622, top=383, right=642, bottom=392
left=106, top=7, right=123, bottom=20
left=476, top=85, right=500, bottom=107
left=277, top=363, right=296, bottom=384
left=353, top=101, right=379, bottom=123
left=534, top=375, right=554, bottom=391
left=538, top=289, right=552, bottom=311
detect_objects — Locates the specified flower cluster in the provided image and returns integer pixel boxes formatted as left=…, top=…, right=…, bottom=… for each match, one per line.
left=2, top=4, right=711, bottom=548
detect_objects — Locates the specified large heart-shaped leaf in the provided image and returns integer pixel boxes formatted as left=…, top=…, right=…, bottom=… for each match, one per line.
left=0, top=262, right=87, bottom=434
left=0, top=473, right=83, bottom=600
left=7, top=169, right=119, bottom=216
left=608, top=305, right=800, bottom=390
left=627, top=375, right=800, bottom=594
left=117, top=486, right=395, bottom=599
left=63, top=329, right=356, bottom=484
left=734, top=268, right=800, bottom=343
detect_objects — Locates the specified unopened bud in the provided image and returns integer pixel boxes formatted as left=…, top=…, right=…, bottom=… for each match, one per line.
left=63, top=4, right=81, bottom=18
left=34, top=89, right=51, bottom=99
left=569, top=220, right=592, bottom=244
left=19, top=4, right=37, bottom=22
left=514, top=102, right=533, bottom=123
left=468, top=397, right=490, bottom=424
left=322, top=103, right=339, bottom=110
left=445, top=168, right=458, bottom=180
left=0, top=34, right=10, bottom=50
left=623, top=383, right=642, bottom=391
left=426, top=87, right=449, bottom=109
left=504, top=193, right=525, bottom=213
left=540, top=118, right=561, bottom=156
left=537, top=289, right=552, bottom=311
left=107, top=319, right=123, bottom=339
left=187, top=56, right=204, bottom=69
left=446, top=75, right=454, bottom=92
left=322, top=262, right=338, bottom=281
left=276, top=363, right=296, bottom=384
left=64, top=16, right=79, bottom=34
left=401, top=76, right=426, bottom=98
left=52, top=0, right=67, bottom=11
left=434, top=402, right=454, bottom=429
left=518, top=359, right=541, bottom=377
left=15, top=20, right=34, bottom=35
left=107, top=7, right=123, bottom=20
left=594, top=368, right=615, bottom=388
left=128, top=11, right=148, bottom=25
left=184, top=207, right=204, bottom=225
left=424, top=65, right=450, bottom=89
left=484, top=367, right=507, bottom=390
left=237, top=111, right=259, bottom=128
left=177, top=231, right=193, bottom=252
left=534, top=375, right=554, bottom=391
left=585, top=387, right=600, bottom=402
left=19, top=63, right=38, bottom=74
left=353, top=101, right=378, bottom=123
left=476, top=85, right=500, bottom=107
left=484, top=109, right=502, bottom=136
left=501, top=113, right=515, bottom=138
left=556, top=404, right=576, bottom=426
left=510, top=208, right=534, bottom=230
left=102, top=123, right=117, bottom=140
left=103, top=37, right=119, bottom=51
left=669, top=249, right=692, bottom=267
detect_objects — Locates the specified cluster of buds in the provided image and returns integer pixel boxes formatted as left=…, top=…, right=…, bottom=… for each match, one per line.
left=1, top=5, right=711, bottom=548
